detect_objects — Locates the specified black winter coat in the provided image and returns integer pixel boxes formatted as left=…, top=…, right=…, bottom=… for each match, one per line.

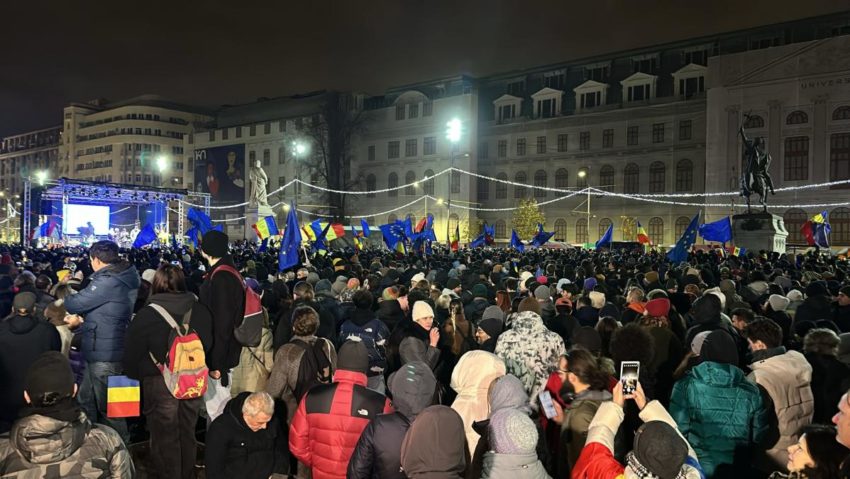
left=347, top=413, right=411, bottom=479
left=464, top=299, right=489, bottom=325
left=805, top=352, right=850, bottom=424
left=795, top=295, right=834, bottom=325
left=199, top=256, right=244, bottom=372
left=833, top=304, right=850, bottom=333
left=377, top=300, right=405, bottom=332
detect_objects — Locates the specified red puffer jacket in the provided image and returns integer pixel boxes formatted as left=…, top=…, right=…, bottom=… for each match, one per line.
left=289, top=369, right=392, bottom=479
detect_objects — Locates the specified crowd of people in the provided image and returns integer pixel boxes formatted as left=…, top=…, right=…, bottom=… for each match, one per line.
left=1, top=230, right=850, bottom=478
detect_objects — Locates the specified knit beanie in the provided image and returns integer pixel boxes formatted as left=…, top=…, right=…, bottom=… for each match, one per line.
left=478, top=316, right=503, bottom=339
left=534, top=285, right=551, bottom=301
left=631, top=420, right=688, bottom=479
left=337, top=341, right=369, bottom=374
left=201, top=230, right=229, bottom=258
left=691, top=330, right=711, bottom=356
left=768, top=294, right=790, bottom=312
left=482, top=305, right=505, bottom=323
left=315, top=279, right=332, bottom=293
left=588, top=291, right=605, bottom=309
left=489, top=408, right=538, bottom=455
left=787, top=289, right=804, bottom=302
left=24, top=351, right=75, bottom=399
left=472, top=283, right=488, bottom=299
left=644, top=298, right=670, bottom=318
left=700, top=330, right=739, bottom=366
left=583, top=277, right=597, bottom=292
left=412, top=301, right=434, bottom=322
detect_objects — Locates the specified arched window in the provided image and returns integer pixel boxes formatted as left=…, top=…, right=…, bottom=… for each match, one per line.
left=675, top=216, right=690, bottom=239
left=831, top=207, right=850, bottom=245
left=554, top=218, right=567, bottom=242
left=830, top=133, right=850, bottom=184
left=743, top=115, right=765, bottom=129
left=366, top=174, right=376, bottom=198
left=423, top=169, right=435, bottom=196
left=388, top=172, right=398, bottom=197
left=495, top=220, right=507, bottom=238
left=833, top=106, right=850, bottom=121
left=783, top=209, right=807, bottom=244
left=649, top=161, right=665, bottom=193
left=598, top=218, right=612, bottom=239
left=405, top=170, right=416, bottom=196
left=599, top=165, right=615, bottom=191
left=786, top=110, right=808, bottom=125
left=624, top=163, right=639, bottom=194
left=649, top=217, right=664, bottom=245
left=676, top=159, right=694, bottom=191
left=514, top=171, right=527, bottom=198
left=449, top=213, right=459, bottom=233
left=622, top=217, right=636, bottom=242
left=555, top=169, right=568, bottom=188
left=576, top=218, right=588, bottom=244
left=496, top=172, right=508, bottom=199
left=534, top=170, right=547, bottom=198
left=388, top=213, right=398, bottom=223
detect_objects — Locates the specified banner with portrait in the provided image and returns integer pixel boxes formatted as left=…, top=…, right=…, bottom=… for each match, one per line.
left=193, top=144, right=246, bottom=203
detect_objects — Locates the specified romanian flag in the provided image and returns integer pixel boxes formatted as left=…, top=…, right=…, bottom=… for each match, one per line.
left=733, top=246, right=746, bottom=257
left=107, top=376, right=140, bottom=418
left=252, top=216, right=279, bottom=240
left=450, top=224, right=460, bottom=252
left=351, top=224, right=363, bottom=251
left=306, top=220, right=346, bottom=242
left=636, top=221, right=651, bottom=245
left=801, top=210, right=831, bottom=247
left=301, top=224, right=317, bottom=241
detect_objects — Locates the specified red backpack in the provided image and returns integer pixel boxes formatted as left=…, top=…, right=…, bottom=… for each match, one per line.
left=148, top=304, right=209, bottom=399
left=211, top=264, right=264, bottom=347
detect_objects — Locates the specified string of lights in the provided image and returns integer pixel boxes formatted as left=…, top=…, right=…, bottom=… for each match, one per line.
left=589, top=187, right=850, bottom=209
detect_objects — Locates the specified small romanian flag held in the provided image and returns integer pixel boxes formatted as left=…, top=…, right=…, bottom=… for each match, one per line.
left=733, top=246, right=746, bottom=257
left=107, top=375, right=140, bottom=418
left=636, top=221, right=651, bottom=245
left=252, top=216, right=279, bottom=240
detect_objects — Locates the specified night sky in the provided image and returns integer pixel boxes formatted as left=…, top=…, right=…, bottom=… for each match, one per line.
left=1, top=0, right=846, bottom=137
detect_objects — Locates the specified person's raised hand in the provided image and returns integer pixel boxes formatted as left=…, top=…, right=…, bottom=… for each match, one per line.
left=633, top=381, right=648, bottom=410
left=550, top=400, right=565, bottom=425
left=612, top=380, right=625, bottom=408
left=429, top=327, right=440, bottom=347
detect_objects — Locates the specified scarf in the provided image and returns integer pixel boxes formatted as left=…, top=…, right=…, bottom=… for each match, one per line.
left=20, top=397, right=82, bottom=424
left=625, top=451, right=688, bottom=479
left=751, top=346, right=787, bottom=363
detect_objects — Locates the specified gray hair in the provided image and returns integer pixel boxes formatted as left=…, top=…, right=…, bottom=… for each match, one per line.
left=436, top=294, right=452, bottom=310
left=242, top=391, right=274, bottom=417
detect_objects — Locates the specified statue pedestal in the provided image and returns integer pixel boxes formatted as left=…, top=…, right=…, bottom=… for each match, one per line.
left=732, top=213, right=788, bottom=253
left=245, top=204, right=275, bottom=242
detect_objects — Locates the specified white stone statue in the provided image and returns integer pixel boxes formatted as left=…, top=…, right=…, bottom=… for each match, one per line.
left=249, top=160, right=269, bottom=207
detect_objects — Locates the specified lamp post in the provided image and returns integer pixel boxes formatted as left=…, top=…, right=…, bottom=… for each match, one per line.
left=578, top=169, right=590, bottom=241
left=445, top=118, right=462, bottom=244
left=292, top=140, right=308, bottom=196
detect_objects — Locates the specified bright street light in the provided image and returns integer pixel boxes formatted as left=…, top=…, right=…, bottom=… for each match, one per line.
left=156, top=155, right=168, bottom=173
left=35, top=170, right=48, bottom=185
left=578, top=170, right=587, bottom=178
left=446, top=118, right=462, bottom=144
left=283, top=203, right=291, bottom=212
left=293, top=141, right=308, bottom=157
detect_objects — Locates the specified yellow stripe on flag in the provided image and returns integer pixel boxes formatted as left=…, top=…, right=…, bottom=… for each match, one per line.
left=107, top=386, right=140, bottom=403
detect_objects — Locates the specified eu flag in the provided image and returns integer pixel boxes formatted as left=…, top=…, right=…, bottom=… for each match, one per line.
left=667, top=213, right=700, bottom=264
left=278, top=203, right=302, bottom=271
left=187, top=208, right=221, bottom=235
left=595, top=224, right=613, bottom=249
left=510, top=230, right=525, bottom=252
left=360, top=219, right=371, bottom=237
left=531, top=223, right=555, bottom=248
left=132, top=223, right=157, bottom=249
left=698, top=216, right=733, bottom=243
left=379, top=222, right=406, bottom=251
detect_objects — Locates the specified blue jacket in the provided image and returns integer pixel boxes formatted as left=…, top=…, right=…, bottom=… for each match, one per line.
left=64, top=261, right=140, bottom=363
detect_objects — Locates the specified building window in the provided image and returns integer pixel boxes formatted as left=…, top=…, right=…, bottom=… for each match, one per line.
left=584, top=65, right=609, bottom=82
left=649, top=161, right=665, bottom=193
left=365, top=174, right=377, bottom=197
left=368, top=145, right=375, bottom=161
left=396, top=105, right=405, bottom=120
left=555, top=169, right=568, bottom=188
left=557, top=134, right=568, bottom=152
left=784, top=136, right=809, bottom=181
left=409, top=104, right=419, bottom=119
left=507, top=80, right=525, bottom=96
left=652, top=123, right=665, bottom=143
left=249, top=150, right=256, bottom=163
left=649, top=217, right=664, bottom=245
left=679, top=120, right=693, bottom=141
left=477, top=177, right=489, bottom=201
left=278, top=120, right=286, bottom=132
left=451, top=171, right=460, bottom=194
left=580, top=91, right=601, bottom=109
left=405, top=139, right=417, bottom=157
left=388, top=141, right=400, bottom=159
left=423, top=169, right=435, bottom=195
left=598, top=218, right=613, bottom=239
left=676, top=159, right=694, bottom=191
left=263, top=149, right=270, bottom=166
left=534, top=170, right=547, bottom=198
left=499, top=104, right=516, bottom=121
left=543, top=71, right=565, bottom=90
left=222, top=129, right=229, bottom=140
left=624, top=163, right=639, bottom=193
left=536, top=136, right=546, bottom=154
left=786, top=111, right=808, bottom=125
left=599, top=165, right=614, bottom=190
left=514, top=171, right=527, bottom=198
left=405, top=171, right=416, bottom=195
left=782, top=209, right=806, bottom=243
left=233, top=127, right=241, bottom=138
left=249, top=125, right=256, bottom=136
left=632, top=57, right=658, bottom=74
left=627, top=126, right=639, bottom=145
left=602, top=129, right=614, bottom=148
left=424, top=136, right=436, bottom=155
left=833, top=106, right=850, bottom=121
left=537, top=99, right=556, bottom=118
left=576, top=218, right=588, bottom=244
left=496, top=173, right=508, bottom=199
left=477, top=140, right=487, bottom=159
left=278, top=176, right=286, bottom=187
left=494, top=220, right=507, bottom=239
left=744, top=115, right=765, bottom=129
left=264, top=123, right=271, bottom=134
left=554, top=219, right=567, bottom=241
left=627, top=84, right=651, bottom=102
left=580, top=132, right=590, bottom=150
left=831, top=133, right=850, bottom=187
left=678, top=76, right=705, bottom=98
left=388, top=173, right=398, bottom=197
left=516, top=138, right=526, bottom=156
left=498, top=140, right=507, bottom=157
left=675, top=216, right=691, bottom=239
left=208, top=131, right=215, bottom=142
left=423, top=101, right=433, bottom=117
left=832, top=207, right=850, bottom=245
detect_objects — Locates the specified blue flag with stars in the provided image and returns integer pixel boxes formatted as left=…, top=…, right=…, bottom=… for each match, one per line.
left=667, top=213, right=700, bottom=264
left=278, top=202, right=302, bottom=272
left=510, top=230, right=525, bottom=252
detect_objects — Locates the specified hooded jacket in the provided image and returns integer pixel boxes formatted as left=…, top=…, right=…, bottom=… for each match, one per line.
left=348, top=361, right=436, bottom=479
left=340, top=307, right=390, bottom=377
left=481, top=452, right=551, bottom=479
left=63, top=261, right=140, bottom=363
left=122, top=292, right=214, bottom=380
left=0, top=315, right=61, bottom=432
left=377, top=299, right=405, bottom=332
left=494, top=311, right=566, bottom=404
left=400, top=405, right=468, bottom=479
left=205, top=392, right=285, bottom=479
left=561, top=389, right=612, bottom=472
left=197, top=256, right=244, bottom=372
left=0, top=409, right=134, bottom=478
left=289, top=369, right=393, bottom=479
left=794, top=295, right=833, bottom=325
left=450, top=351, right=507, bottom=457
left=805, top=352, right=850, bottom=424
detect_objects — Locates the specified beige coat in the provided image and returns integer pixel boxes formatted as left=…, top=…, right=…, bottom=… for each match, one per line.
left=450, top=350, right=507, bottom=457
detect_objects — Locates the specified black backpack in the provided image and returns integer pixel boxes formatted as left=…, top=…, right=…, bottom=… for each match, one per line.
left=291, top=338, right=333, bottom=400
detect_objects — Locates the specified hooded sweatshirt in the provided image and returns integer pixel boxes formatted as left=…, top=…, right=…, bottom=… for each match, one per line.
left=401, top=406, right=467, bottom=479
left=450, top=351, right=507, bottom=457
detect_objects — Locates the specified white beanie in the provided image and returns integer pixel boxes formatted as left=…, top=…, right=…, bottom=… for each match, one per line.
left=589, top=291, right=606, bottom=309
left=787, top=290, right=804, bottom=302
left=704, top=287, right=726, bottom=311
left=411, top=272, right=425, bottom=286
left=412, top=301, right=434, bottom=322
left=767, top=294, right=790, bottom=312
left=142, top=269, right=157, bottom=284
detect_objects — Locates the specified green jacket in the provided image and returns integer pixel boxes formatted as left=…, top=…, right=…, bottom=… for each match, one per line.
left=561, top=389, right=612, bottom=471
left=670, top=361, right=768, bottom=478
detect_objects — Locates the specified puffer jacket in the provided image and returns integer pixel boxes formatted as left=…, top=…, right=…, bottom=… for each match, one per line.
left=63, top=261, right=140, bottom=363
left=561, top=389, right=612, bottom=472
left=265, top=335, right=337, bottom=424
left=0, top=410, right=134, bottom=478
left=495, top=311, right=566, bottom=402
left=670, top=361, right=768, bottom=478
left=289, top=369, right=392, bottom=479
left=748, top=349, right=814, bottom=469
left=481, top=452, right=551, bottom=479
left=339, top=308, right=390, bottom=377
left=450, top=351, right=507, bottom=457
